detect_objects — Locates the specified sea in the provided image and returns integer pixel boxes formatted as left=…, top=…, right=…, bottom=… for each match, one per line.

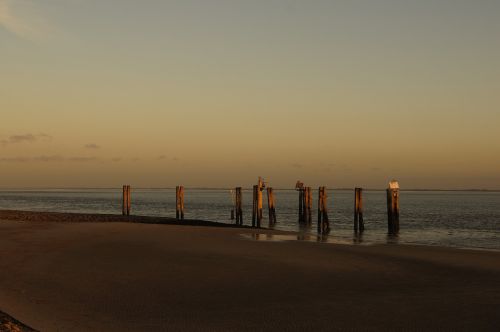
left=0, top=189, right=498, bottom=250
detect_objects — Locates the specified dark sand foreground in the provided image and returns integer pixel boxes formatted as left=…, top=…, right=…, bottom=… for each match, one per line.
left=1, top=211, right=499, bottom=331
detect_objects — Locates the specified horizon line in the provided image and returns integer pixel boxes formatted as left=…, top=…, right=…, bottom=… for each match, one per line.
left=0, top=187, right=499, bottom=192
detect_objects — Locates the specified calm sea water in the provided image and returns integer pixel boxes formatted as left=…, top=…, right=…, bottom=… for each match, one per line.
left=0, top=189, right=499, bottom=250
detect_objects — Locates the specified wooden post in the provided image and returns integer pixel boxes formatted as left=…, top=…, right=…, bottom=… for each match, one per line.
left=302, top=187, right=309, bottom=224
left=317, top=187, right=330, bottom=234
left=307, top=187, right=312, bottom=225
left=235, top=187, right=243, bottom=225
left=387, top=180, right=400, bottom=234
left=176, top=186, right=184, bottom=220
left=256, top=177, right=264, bottom=228
left=122, top=185, right=127, bottom=215
left=298, top=188, right=304, bottom=223
left=127, top=185, right=131, bottom=215
left=122, top=185, right=131, bottom=216
left=267, top=187, right=277, bottom=225
left=302, top=187, right=312, bottom=225
left=175, top=186, right=181, bottom=220
left=252, top=185, right=257, bottom=227
left=180, top=186, right=184, bottom=220
left=354, top=188, right=364, bottom=232
left=295, top=181, right=304, bottom=223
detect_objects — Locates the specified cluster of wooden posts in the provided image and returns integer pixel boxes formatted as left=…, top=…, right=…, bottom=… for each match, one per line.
left=122, top=179, right=401, bottom=235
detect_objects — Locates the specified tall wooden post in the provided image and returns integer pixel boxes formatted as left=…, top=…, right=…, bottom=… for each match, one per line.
left=122, top=185, right=126, bottom=215
left=176, top=186, right=185, bottom=220
left=252, top=185, right=258, bottom=227
left=180, top=186, right=185, bottom=220
left=298, top=188, right=304, bottom=223
left=267, top=187, right=277, bottom=225
left=128, top=185, right=131, bottom=215
left=302, top=187, right=312, bottom=225
left=354, top=188, right=364, bottom=232
left=302, top=187, right=309, bottom=224
left=387, top=180, right=400, bottom=234
left=235, top=187, right=243, bottom=225
left=307, top=187, right=312, bottom=225
left=256, top=177, right=264, bottom=228
left=295, top=181, right=304, bottom=223
left=317, top=187, right=329, bottom=234
left=122, top=185, right=131, bottom=216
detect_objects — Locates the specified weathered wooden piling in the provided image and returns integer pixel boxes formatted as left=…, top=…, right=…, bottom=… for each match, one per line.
left=354, top=188, right=364, bottom=232
left=235, top=187, right=243, bottom=225
left=252, top=185, right=258, bottom=227
left=267, top=187, right=277, bottom=225
left=386, top=180, right=400, bottom=234
left=298, top=189, right=304, bottom=223
left=307, top=187, right=313, bottom=224
left=317, top=186, right=329, bottom=234
left=296, top=181, right=304, bottom=222
left=252, top=178, right=265, bottom=228
left=301, top=187, right=313, bottom=225
left=257, top=178, right=264, bottom=227
left=122, top=185, right=131, bottom=216
left=176, top=186, right=185, bottom=220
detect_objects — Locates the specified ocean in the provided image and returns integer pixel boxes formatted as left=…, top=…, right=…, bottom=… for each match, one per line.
left=0, top=189, right=498, bottom=250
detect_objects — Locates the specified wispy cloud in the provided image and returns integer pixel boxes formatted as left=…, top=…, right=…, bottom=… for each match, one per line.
left=0, top=0, right=51, bottom=40
left=34, top=155, right=64, bottom=162
left=84, top=143, right=100, bottom=149
left=0, top=155, right=99, bottom=163
left=68, top=156, right=98, bottom=162
left=1, top=133, right=52, bottom=146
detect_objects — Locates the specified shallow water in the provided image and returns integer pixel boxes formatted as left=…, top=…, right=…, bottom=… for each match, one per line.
left=0, top=189, right=498, bottom=250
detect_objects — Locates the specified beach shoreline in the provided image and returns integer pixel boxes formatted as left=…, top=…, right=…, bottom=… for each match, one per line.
left=1, top=211, right=499, bottom=331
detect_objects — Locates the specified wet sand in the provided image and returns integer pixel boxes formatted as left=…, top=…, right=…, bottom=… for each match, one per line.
left=1, top=211, right=499, bottom=331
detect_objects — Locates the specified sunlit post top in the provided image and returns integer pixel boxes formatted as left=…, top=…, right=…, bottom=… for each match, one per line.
left=388, top=180, right=400, bottom=190
left=387, top=179, right=400, bottom=234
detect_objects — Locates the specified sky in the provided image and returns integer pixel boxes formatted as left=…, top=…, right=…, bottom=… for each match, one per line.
left=1, top=0, right=499, bottom=189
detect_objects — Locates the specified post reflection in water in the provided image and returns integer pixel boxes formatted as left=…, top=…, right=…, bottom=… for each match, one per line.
left=353, top=232, right=364, bottom=244
left=386, top=233, right=400, bottom=245
left=316, top=234, right=329, bottom=243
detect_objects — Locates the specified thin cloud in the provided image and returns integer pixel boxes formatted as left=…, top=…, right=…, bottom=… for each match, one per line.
left=6, top=134, right=36, bottom=143
left=33, top=155, right=64, bottom=162
left=1, top=133, right=52, bottom=146
left=68, top=156, right=98, bottom=162
left=0, top=155, right=99, bottom=163
left=0, top=0, right=51, bottom=40
left=0, top=156, right=30, bottom=162
left=84, top=143, right=100, bottom=149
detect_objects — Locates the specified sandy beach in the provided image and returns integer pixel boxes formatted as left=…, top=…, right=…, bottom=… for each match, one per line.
left=1, top=210, right=499, bottom=331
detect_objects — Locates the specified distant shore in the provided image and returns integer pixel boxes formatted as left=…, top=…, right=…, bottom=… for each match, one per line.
left=1, top=211, right=499, bottom=331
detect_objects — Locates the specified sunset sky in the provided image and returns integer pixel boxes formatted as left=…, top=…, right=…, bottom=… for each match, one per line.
left=1, top=0, right=499, bottom=189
